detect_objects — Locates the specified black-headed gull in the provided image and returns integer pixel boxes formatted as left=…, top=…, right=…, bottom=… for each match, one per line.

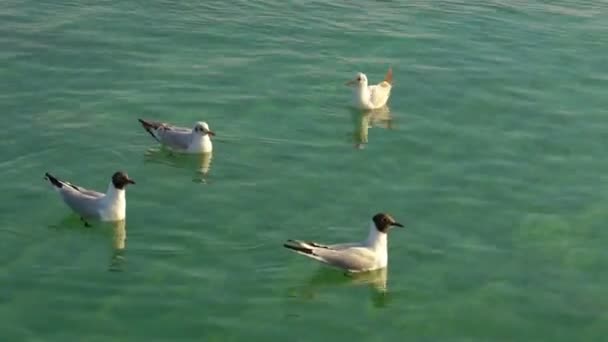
left=138, top=119, right=215, bottom=153
left=346, top=67, right=393, bottom=110
left=284, top=213, right=404, bottom=273
left=44, top=171, right=135, bottom=224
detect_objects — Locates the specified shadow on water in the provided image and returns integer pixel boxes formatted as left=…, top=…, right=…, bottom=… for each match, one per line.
left=143, top=147, right=213, bottom=184
left=288, top=267, right=391, bottom=308
left=48, top=216, right=127, bottom=272
left=351, top=106, right=395, bottom=149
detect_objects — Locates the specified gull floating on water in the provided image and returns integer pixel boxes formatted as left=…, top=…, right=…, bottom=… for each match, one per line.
left=284, top=213, right=404, bottom=273
left=44, top=171, right=135, bottom=224
left=346, top=67, right=393, bottom=110
left=138, top=119, right=215, bottom=153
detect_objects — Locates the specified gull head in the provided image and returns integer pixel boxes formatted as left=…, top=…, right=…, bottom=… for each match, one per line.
left=111, top=171, right=135, bottom=190
left=345, top=72, right=368, bottom=87
left=372, top=212, right=403, bottom=233
left=193, top=121, right=215, bottom=136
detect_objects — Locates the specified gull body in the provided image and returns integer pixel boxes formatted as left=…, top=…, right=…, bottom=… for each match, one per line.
left=346, top=67, right=393, bottom=110
left=284, top=213, right=404, bottom=273
left=44, top=171, right=135, bottom=222
left=138, top=119, right=215, bottom=153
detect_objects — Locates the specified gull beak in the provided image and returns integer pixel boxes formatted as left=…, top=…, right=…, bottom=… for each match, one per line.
left=345, top=79, right=358, bottom=86
left=391, top=222, right=404, bottom=228
left=127, top=178, right=136, bottom=185
left=206, top=130, right=216, bottom=136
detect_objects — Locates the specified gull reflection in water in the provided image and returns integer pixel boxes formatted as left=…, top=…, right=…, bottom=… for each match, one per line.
left=289, top=267, right=390, bottom=308
left=352, top=106, right=394, bottom=149
left=109, top=219, right=126, bottom=272
left=48, top=216, right=128, bottom=272
left=143, top=148, right=213, bottom=183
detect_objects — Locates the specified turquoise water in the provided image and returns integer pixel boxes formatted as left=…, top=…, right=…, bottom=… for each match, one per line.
left=2, top=0, right=608, bottom=340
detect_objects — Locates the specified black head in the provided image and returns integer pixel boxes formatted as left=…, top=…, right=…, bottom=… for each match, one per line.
left=111, top=171, right=135, bottom=190
left=372, top=213, right=403, bottom=233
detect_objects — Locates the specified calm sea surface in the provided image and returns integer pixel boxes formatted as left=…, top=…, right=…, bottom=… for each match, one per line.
left=2, top=1, right=608, bottom=340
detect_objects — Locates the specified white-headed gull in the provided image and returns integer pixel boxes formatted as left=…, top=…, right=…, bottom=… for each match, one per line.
left=44, top=171, right=135, bottom=224
left=284, top=213, right=404, bottom=273
left=138, top=119, right=215, bottom=153
left=346, top=67, right=393, bottom=110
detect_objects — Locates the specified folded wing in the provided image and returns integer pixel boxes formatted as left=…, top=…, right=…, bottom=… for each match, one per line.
left=138, top=118, right=191, bottom=150
left=156, top=128, right=192, bottom=150
left=60, top=187, right=104, bottom=218
left=314, top=246, right=377, bottom=272
left=45, top=172, right=104, bottom=218
left=369, top=83, right=391, bottom=108
left=369, top=67, right=393, bottom=108
left=284, top=240, right=376, bottom=272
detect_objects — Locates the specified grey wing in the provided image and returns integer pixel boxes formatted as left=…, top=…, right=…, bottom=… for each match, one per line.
left=59, top=188, right=103, bottom=219
left=78, top=188, right=104, bottom=198
left=63, top=182, right=104, bottom=198
left=168, top=125, right=192, bottom=133
left=327, top=242, right=359, bottom=250
left=157, top=128, right=192, bottom=150
left=314, top=247, right=377, bottom=272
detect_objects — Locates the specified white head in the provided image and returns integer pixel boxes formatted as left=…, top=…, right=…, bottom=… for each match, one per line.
left=345, top=72, right=368, bottom=88
left=193, top=121, right=215, bottom=137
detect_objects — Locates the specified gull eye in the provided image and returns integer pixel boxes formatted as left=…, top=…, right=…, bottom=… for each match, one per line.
left=356, top=77, right=361, bottom=81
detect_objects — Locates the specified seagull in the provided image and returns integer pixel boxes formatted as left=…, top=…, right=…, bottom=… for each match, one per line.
left=44, top=171, right=135, bottom=224
left=284, top=213, right=404, bottom=273
left=138, top=119, right=215, bottom=153
left=345, top=67, right=393, bottom=110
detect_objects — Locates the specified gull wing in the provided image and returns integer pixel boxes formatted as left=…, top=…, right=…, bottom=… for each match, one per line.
left=45, top=172, right=105, bottom=218
left=369, top=83, right=392, bottom=108
left=138, top=118, right=192, bottom=150
left=369, top=67, right=393, bottom=108
left=59, top=187, right=104, bottom=219
left=313, top=246, right=377, bottom=272
left=284, top=240, right=377, bottom=272
left=156, top=128, right=192, bottom=150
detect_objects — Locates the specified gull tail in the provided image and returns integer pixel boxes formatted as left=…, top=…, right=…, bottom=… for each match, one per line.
left=283, top=239, right=316, bottom=256
left=383, top=67, right=393, bottom=85
left=284, top=240, right=333, bottom=267
left=44, top=172, right=64, bottom=189
left=138, top=118, right=162, bottom=143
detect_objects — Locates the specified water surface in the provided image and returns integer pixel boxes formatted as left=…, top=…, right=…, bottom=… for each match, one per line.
left=1, top=0, right=608, bottom=340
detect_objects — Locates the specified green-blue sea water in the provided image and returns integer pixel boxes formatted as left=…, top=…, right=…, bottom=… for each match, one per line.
left=2, top=1, right=608, bottom=340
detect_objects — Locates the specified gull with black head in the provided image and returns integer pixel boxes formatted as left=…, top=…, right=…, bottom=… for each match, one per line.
left=44, top=171, right=135, bottom=225
left=138, top=119, right=215, bottom=153
left=284, top=213, right=404, bottom=273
